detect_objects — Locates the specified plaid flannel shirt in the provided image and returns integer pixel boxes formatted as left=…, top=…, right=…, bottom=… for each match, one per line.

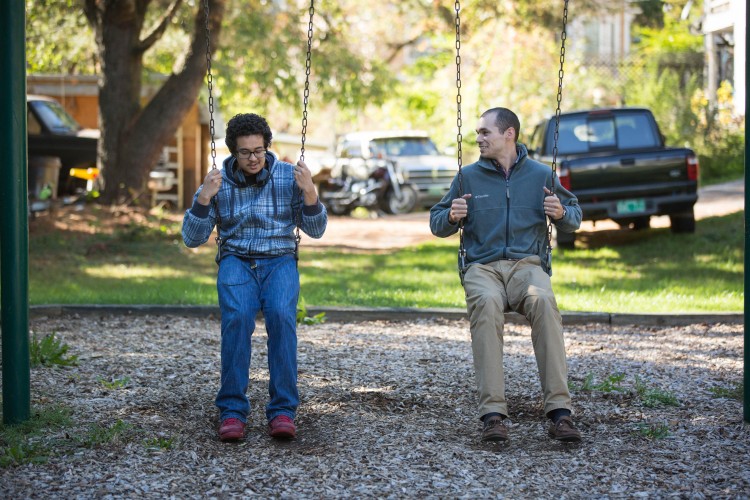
left=182, top=152, right=327, bottom=258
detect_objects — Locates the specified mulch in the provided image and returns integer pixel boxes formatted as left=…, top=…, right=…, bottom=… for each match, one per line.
left=1, top=314, right=747, bottom=498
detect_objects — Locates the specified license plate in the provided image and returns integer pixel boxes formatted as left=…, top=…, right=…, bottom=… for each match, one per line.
left=616, top=198, right=646, bottom=214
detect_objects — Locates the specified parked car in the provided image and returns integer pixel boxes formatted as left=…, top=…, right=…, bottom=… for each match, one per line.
left=528, top=107, right=699, bottom=247
left=333, top=131, right=458, bottom=209
left=27, top=95, right=99, bottom=198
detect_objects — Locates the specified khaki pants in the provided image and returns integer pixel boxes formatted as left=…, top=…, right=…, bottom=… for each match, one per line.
left=463, top=256, right=572, bottom=418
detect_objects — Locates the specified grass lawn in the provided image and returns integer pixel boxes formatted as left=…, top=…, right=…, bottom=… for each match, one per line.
left=28, top=207, right=743, bottom=313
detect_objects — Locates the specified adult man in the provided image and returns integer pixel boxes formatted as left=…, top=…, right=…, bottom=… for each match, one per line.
left=429, top=107, right=582, bottom=443
left=182, top=113, right=327, bottom=441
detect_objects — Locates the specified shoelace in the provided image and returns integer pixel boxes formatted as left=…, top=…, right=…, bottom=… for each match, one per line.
left=485, top=418, right=506, bottom=430
left=555, top=419, right=576, bottom=431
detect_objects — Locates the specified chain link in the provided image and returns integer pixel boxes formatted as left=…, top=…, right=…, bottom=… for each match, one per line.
left=454, top=0, right=463, bottom=192
left=546, top=0, right=569, bottom=251
left=203, top=0, right=217, bottom=171
left=300, top=1, right=315, bottom=162
left=296, top=1, right=315, bottom=256
left=550, top=0, right=568, bottom=190
left=454, top=0, right=467, bottom=275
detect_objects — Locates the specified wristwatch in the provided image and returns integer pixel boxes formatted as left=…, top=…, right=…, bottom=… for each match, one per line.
left=557, top=207, right=567, bottom=221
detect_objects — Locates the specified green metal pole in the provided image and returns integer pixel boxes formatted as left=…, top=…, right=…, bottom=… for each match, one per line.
left=1, top=0, right=30, bottom=425
left=744, top=0, right=749, bottom=423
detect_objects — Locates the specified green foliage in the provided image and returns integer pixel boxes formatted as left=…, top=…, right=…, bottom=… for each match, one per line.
left=0, top=405, right=72, bottom=468
left=575, top=374, right=679, bottom=409
left=636, top=422, right=671, bottom=440
left=29, top=333, right=78, bottom=368
left=633, top=0, right=666, bottom=29
left=80, top=420, right=132, bottom=448
left=212, top=0, right=398, bottom=120
left=574, top=373, right=626, bottom=393
left=634, top=377, right=680, bottom=408
left=634, top=20, right=703, bottom=56
left=297, top=295, right=327, bottom=325
left=25, top=0, right=96, bottom=74
left=1, top=406, right=136, bottom=468
left=710, top=383, right=744, bottom=401
left=689, top=82, right=746, bottom=184
left=144, top=436, right=174, bottom=451
left=98, top=376, right=131, bottom=390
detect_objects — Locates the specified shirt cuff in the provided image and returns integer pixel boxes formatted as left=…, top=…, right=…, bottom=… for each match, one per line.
left=190, top=199, right=211, bottom=218
left=302, top=200, right=323, bottom=216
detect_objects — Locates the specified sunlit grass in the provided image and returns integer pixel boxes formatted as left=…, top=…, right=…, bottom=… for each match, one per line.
left=28, top=211, right=743, bottom=313
left=83, top=265, right=190, bottom=279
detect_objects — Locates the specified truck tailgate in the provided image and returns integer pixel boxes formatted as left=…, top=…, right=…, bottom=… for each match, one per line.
left=566, top=148, right=694, bottom=193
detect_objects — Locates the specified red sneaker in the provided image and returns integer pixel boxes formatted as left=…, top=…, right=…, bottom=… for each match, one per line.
left=268, top=415, right=296, bottom=439
left=219, top=418, right=245, bottom=442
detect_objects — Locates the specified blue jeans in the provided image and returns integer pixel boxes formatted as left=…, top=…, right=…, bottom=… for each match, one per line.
left=215, top=254, right=299, bottom=423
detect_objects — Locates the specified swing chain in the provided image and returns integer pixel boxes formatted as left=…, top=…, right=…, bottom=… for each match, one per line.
left=300, top=0, right=315, bottom=162
left=454, top=0, right=463, bottom=181
left=454, top=0, right=467, bottom=276
left=296, top=1, right=315, bottom=260
left=203, top=0, right=217, bottom=172
left=550, top=0, right=569, bottom=188
left=546, top=0, right=569, bottom=255
left=203, top=0, right=224, bottom=254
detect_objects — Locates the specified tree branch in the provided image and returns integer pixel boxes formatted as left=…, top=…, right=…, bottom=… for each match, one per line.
left=136, top=0, right=185, bottom=53
left=128, top=0, right=225, bottom=159
left=385, top=33, right=423, bottom=64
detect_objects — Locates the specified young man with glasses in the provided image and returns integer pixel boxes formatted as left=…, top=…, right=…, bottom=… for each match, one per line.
left=182, top=113, right=327, bottom=442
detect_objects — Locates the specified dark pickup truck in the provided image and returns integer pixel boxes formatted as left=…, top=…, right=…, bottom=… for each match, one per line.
left=528, top=107, right=699, bottom=247
left=27, top=95, right=98, bottom=199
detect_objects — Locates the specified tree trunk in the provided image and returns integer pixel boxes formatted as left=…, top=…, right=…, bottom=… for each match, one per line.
left=84, top=0, right=225, bottom=204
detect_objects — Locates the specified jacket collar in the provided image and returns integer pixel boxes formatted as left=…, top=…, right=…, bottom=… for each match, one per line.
left=222, top=150, right=277, bottom=186
left=476, top=142, right=530, bottom=172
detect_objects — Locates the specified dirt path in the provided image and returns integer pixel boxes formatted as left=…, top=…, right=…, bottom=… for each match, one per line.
left=305, top=180, right=744, bottom=250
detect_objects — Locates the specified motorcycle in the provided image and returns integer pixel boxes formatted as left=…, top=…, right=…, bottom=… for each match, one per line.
left=318, top=158, right=418, bottom=216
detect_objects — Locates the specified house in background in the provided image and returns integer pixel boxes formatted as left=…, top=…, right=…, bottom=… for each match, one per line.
left=702, top=0, right=746, bottom=115
left=564, top=0, right=641, bottom=106
left=567, top=1, right=639, bottom=64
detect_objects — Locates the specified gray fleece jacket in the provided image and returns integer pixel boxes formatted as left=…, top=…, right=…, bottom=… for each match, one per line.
left=429, top=143, right=581, bottom=275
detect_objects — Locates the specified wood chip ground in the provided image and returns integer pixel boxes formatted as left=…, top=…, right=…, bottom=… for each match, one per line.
left=1, top=315, right=747, bottom=498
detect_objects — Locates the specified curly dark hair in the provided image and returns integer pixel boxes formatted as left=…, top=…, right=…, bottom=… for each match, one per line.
left=225, top=113, right=273, bottom=155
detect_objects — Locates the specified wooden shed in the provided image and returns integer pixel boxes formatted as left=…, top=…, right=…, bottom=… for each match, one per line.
left=27, top=74, right=209, bottom=210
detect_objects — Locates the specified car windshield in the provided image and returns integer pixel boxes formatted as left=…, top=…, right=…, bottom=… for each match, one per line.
left=30, top=99, right=81, bottom=133
left=369, top=137, right=439, bottom=157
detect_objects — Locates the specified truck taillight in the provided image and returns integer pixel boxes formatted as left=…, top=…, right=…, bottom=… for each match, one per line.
left=557, top=166, right=571, bottom=191
left=686, top=155, right=699, bottom=181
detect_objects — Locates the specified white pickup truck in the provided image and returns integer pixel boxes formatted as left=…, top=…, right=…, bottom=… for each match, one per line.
left=333, top=131, right=458, bottom=209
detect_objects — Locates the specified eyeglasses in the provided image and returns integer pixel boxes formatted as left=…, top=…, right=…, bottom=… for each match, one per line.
left=236, top=148, right=267, bottom=160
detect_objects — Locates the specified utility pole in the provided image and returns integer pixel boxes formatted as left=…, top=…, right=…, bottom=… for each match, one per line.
left=1, top=0, right=30, bottom=425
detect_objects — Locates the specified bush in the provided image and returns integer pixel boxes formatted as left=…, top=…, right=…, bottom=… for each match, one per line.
left=691, top=82, right=745, bottom=184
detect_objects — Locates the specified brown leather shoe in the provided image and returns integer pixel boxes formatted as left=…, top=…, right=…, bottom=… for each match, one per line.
left=548, top=416, right=582, bottom=442
left=481, top=416, right=509, bottom=442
